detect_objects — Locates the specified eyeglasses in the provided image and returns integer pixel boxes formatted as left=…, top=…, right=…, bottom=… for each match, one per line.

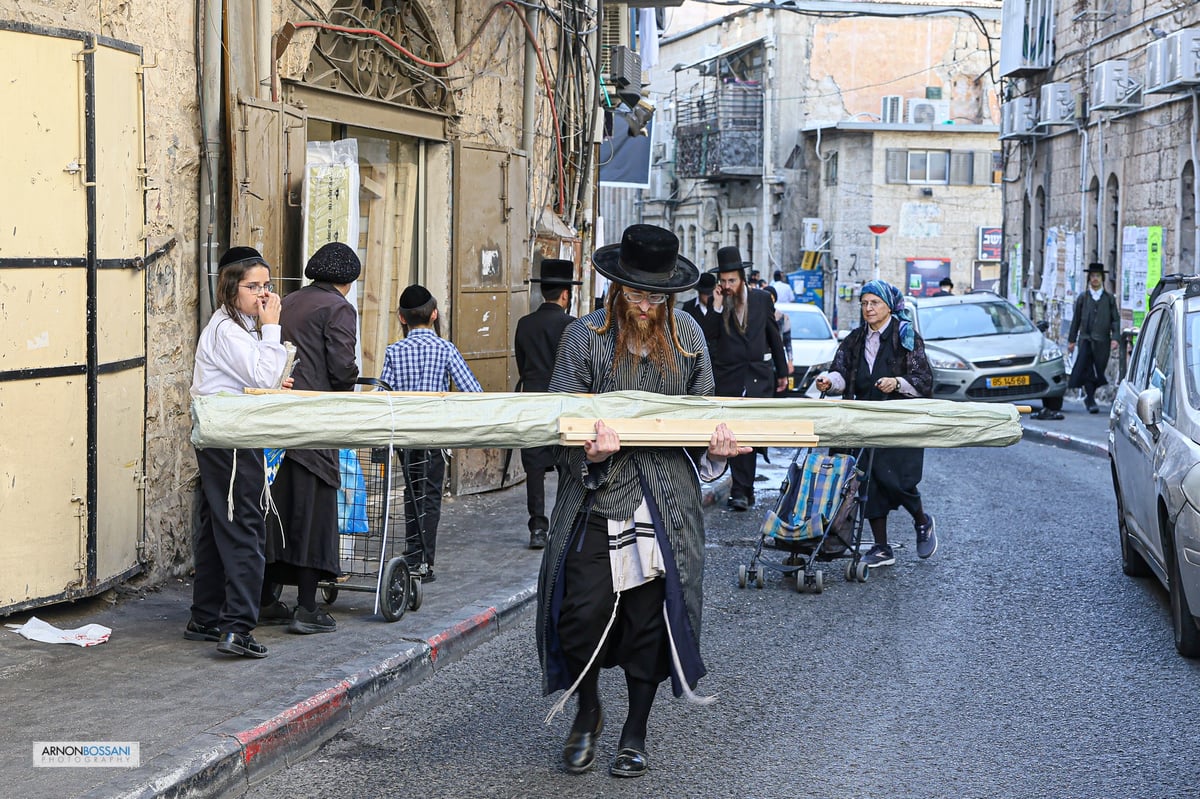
left=240, top=282, right=274, bottom=293
left=623, top=289, right=668, bottom=305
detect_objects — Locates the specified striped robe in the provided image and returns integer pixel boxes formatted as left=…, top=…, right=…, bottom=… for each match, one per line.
left=536, top=307, right=716, bottom=697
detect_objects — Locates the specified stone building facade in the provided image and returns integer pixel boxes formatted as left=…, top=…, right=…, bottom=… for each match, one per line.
left=998, top=0, right=1200, bottom=341
left=600, top=1, right=1003, bottom=329
left=0, top=0, right=607, bottom=613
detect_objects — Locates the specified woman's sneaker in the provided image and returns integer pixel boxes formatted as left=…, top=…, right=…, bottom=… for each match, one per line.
left=915, top=513, right=938, bottom=559
left=257, top=600, right=293, bottom=626
left=288, top=606, right=337, bottom=635
left=860, top=543, right=895, bottom=568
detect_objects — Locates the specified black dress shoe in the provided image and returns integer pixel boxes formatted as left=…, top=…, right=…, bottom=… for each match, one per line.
left=609, top=746, right=648, bottom=778
left=562, top=709, right=603, bottom=774
left=529, top=528, right=548, bottom=549
left=183, top=619, right=221, bottom=642
left=216, top=632, right=268, bottom=658
left=729, top=496, right=750, bottom=512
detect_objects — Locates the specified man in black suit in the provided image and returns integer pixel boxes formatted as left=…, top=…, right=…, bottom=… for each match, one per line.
left=514, top=258, right=580, bottom=547
left=699, top=246, right=788, bottom=511
left=681, top=272, right=717, bottom=326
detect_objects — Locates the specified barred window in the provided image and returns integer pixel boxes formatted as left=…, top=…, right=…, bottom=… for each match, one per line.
left=908, top=150, right=949, bottom=183
left=949, top=151, right=974, bottom=185
left=824, top=152, right=838, bottom=185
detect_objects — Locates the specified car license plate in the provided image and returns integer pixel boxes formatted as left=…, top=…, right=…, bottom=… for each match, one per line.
left=987, top=375, right=1030, bottom=388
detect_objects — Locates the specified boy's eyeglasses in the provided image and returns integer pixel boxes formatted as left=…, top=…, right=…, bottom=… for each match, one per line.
left=622, top=290, right=668, bottom=305
left=240, top=282, right=274, bottom=293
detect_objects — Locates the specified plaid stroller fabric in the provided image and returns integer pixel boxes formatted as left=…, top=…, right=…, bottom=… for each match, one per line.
left=761, top=451, right=858, bottom=542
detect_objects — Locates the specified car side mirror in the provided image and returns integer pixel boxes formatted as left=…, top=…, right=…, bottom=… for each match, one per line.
left=1136, top=387, right=1163, bottom=436
left=1035, top=320, right=1049, bottom=333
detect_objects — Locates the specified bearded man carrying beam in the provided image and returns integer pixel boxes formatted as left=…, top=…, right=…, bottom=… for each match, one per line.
left=537, top=224, right=746, bottom=780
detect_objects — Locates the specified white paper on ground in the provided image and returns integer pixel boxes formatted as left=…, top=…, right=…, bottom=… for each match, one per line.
left=6, top=616, right=112, bottom=647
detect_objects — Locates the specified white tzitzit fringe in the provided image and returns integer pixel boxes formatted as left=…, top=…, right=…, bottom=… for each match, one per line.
left=663, top=605, right=717, bottom=705
left=226, top=449, right=238, bottom=522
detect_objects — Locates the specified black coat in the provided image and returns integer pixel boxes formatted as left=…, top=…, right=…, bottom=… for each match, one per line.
left=699, top=287, right=787, bottom=398
left=827, top=320, right=933, bottom=400
left=514, top=302, right=575, bottom=392
left=279, top=282, right=359, bottom=486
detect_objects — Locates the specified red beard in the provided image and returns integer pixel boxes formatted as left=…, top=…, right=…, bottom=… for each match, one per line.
left=614, top=294, right=674, bottom=372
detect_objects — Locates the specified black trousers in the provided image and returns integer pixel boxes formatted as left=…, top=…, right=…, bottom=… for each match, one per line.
left=402, top=449, right=445, bottom=568
left=730, top=450, right=758, bottom=502
left=520, top=445, right=556, bottom=532
left=192, top=447, right=268, bottom=635
left=557, top=511, right=669, bottom=685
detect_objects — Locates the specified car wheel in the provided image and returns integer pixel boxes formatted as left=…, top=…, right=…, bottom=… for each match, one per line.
left=1168, top=523, right=1200, bottom=658
left=1112, top=466, right=1151, bottom=578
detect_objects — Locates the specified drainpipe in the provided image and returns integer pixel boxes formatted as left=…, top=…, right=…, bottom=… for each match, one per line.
left=197, top=0, right=223, bottom=319
left=522, top=6, right=539, bottom=159
left=761, top=35, right=776, bottom=271
left=1193, top=93, right=1199, bottom=271
left=256, top=0, right=272, bottom=99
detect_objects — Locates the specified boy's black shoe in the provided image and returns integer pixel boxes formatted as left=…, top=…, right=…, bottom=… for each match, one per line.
left=183, top=619, right=221, bottom=642
left=216, top=632, right=268, bottom=658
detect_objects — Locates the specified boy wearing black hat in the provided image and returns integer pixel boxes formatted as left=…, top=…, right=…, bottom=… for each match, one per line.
left=379, top=286, right=483, bottom=583
left=515, top=258, right=581, bottom=548
left=1068, top=262, right=1121, bottom=413
left=261, top=242, right=362, bottom=635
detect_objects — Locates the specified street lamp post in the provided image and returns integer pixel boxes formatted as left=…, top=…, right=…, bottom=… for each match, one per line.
left=868, top=224, right=889, bottom=280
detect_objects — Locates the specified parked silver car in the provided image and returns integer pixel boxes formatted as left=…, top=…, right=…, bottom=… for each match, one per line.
left=907, top=292, right=1067, bottom=409
left=1109, top=280, right=1200, bottom=657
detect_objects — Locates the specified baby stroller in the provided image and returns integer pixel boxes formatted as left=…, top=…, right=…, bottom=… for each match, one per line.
left=737, top=447, right=874, bottom=593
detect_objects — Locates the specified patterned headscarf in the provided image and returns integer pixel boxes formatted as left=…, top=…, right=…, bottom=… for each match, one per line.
left=860, top=279, right=916, bottom=351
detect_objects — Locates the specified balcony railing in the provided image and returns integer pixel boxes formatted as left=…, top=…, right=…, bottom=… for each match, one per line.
left=676, top=82, right=763, bottom=178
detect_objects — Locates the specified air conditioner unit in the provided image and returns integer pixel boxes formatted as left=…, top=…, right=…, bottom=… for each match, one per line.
left=599, top=7, right=632, bottom=84
left=881, top=95, right=903, bottom=124
left=1146, top=38, right=1170, bottom=94
left=1090, top=60, right=1140, bottom=111
left=1038, top=83, right=1076, bottom=126
left=1000, top=97, right=1038, bottom=140
left=906, top=98, right=950, bottom=124
left=999, top=0, right=1055, bottom=77
left=1163, top=29, right=1200, bottom=90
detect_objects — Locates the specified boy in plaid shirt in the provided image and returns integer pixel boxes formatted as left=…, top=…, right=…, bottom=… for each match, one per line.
left=379, top=285, right=482, bottom=582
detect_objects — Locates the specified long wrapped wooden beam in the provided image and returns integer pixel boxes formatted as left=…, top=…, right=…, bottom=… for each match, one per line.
left=190, top=390, right=1022, bottom=450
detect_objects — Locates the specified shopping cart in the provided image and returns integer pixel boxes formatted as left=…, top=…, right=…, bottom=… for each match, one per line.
left=318, top=378, right=425, bottom=621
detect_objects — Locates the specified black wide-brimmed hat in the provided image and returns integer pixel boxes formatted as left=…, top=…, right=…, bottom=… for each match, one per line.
left=1086, top=262, right=1107, bottom=275
left=712, top=245, right=750, bottom=274
left=696, top=272, right=717, bottom=292
left=592, top=224, right=699, bottom=293
left=528, top=258, right=582, bottom=286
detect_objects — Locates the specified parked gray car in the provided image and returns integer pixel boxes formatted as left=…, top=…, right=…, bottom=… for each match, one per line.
left=906, top=292, right=1067, bottom=409
left=1109, top=280, right=1200, bottom=657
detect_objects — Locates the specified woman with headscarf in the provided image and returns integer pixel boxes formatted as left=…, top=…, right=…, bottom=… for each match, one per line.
left=814, top=279, right=937, bottom=567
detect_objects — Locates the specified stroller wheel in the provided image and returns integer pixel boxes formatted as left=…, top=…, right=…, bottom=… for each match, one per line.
left=796, top=572, right=808, bottom=593
left=844, top=561, right=856, bottom=581
left=812, top=570, right=824, bottom=593
left=737, top=564, right=748, bottom=589
left=754, top=569, right=765, bottom=589
left=854, top=562, right=870, bottom=583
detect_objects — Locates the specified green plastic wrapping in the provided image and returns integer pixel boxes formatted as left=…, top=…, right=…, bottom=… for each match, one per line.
left=190, top=390, right=1022, bottom=451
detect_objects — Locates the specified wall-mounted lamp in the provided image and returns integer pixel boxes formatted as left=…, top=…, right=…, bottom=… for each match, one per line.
left=921, top=187, right=934, bottom=197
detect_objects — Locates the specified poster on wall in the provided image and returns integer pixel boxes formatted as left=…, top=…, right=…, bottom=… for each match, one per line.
left=789, top=269, right=825, bottom=305
left=599, top=113, right=653, bottom=188
left=977, top=227, right=1002, bottom=261
left=1120, top=226, right=1149, bottom=312
left=1008, top=243, right=1023, bottom=305
left=1040, top=227, right=1059, bottom=300
left=905, top=258, right=951, bottom=296
left=973, top=261, right=1001, bottom=292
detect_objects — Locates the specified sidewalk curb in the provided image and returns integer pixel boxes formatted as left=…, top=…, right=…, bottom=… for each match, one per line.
left=85, top=586, right=537, bottom=799
left=1021, top=426, right=1109, bottom=460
